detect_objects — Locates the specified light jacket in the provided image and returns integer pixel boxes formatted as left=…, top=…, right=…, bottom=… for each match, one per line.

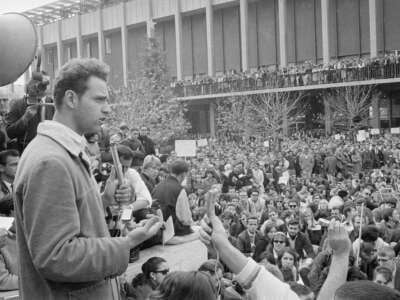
left=14, top=120, right=130, bottom=300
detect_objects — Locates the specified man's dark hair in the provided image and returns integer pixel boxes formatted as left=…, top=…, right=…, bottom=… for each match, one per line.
left=288, top=282, right=312, bottom=297
left=117, top=144, right=134, bottom=161
left=198, top=259, right=223, bottom=275
left=170, top=160, right=189, bottom=176
left=0, top=149, right=19, bottom=166
left=335, top=280, right=400, bottom=300
left=53, top=58, right=109, bottom=108
left=361, top=225, right=379, bottom=243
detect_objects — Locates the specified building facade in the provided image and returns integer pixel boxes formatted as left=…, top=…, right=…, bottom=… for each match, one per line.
left=27, top=0, right=400, bottom=135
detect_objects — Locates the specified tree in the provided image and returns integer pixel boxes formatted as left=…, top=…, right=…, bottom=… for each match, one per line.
left=216, top=96, right=257, bottom=140
left=322, top=85, right=376, bottom=130
left=107, top=37, right=190, bottom=144
left=216, top=92, right=304, bottom=139
left=248, top=92, right=305, bottom=136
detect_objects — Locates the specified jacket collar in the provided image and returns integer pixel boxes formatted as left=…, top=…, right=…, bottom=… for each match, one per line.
left=37, top=120, right=86, bottom=158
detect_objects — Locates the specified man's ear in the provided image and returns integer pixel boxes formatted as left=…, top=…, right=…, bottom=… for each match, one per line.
left=64, top=90, right=78, bottom=109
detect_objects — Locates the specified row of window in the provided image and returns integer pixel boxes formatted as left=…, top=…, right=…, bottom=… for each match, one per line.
left=47, top=37, right=112, bottom=64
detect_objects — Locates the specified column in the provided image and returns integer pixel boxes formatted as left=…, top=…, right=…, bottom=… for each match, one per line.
left=121, top=1, right=128, bottom=87
left=324, top=97, right=332, bottom=135
left=321, top=0, right=330, bottom=64
left=282, top=101, right=288, bottom=136
left=146, top=0, right=155, bottom=38
left=206, top=0, right=215, bottom=77
left=371, top=96, right=380, bottom=128
left=76, top=13, right=83, bottom=58
left=37, top=26, right=44, bottom=66
left=174, top=0, right=183, bottom=80
left=240, top=0, right=249, bottom=72
left=369, top=0, right=378, bottom=58
left=278, top=0, right=287, bottom=67
left=97, top=8, right=104, bottom=61
left=209, top=101, right=216, bottom=137
left=56, top=20, right=63, bottom=70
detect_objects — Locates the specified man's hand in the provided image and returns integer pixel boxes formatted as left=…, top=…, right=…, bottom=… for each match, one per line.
left=23, top=104, right=39, bottom=121
left=327, top=220, right=351, bottom=257
left=126, top=216, right=163, bottom=248
left=199, top=187, right=228, bottom=251
left=103, top=167, right=132, bottom=206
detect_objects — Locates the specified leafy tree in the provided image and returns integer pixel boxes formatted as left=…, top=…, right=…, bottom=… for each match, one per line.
left=107, top=37, right=190, bottom=144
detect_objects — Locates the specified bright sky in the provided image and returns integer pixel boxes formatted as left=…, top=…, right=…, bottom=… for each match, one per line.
left=0, top=0, right=55, bottom=14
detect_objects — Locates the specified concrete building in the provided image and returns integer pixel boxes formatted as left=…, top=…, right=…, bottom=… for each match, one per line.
left=24, top=0, right=400, bottom=136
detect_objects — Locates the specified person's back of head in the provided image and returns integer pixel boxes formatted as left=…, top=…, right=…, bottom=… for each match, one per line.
left=149, top=271, right=217, bottom=300
left=361, top=225, right=379, bottom=243
left=170, top=160, right=189, bottom=176
left=334, top=280, right=400, bottom=300
left=288, top=282, right=314, bottom=299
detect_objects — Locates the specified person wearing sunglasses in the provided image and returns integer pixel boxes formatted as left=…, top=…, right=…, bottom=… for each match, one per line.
left=128, top=257, right=169, bottom=300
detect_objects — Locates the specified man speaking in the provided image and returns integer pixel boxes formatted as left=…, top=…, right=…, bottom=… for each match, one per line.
left=13, top=59, right=163, bottom=299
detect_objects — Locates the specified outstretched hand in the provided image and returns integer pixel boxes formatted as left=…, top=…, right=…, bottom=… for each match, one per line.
left=126, top=216, right=163, bottom=248
left=199, top=186, right=228, bottom=251
left=327, top=220, right=351, bottom=257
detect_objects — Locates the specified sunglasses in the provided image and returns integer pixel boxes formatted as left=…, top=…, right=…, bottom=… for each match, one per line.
left=289, top=205, right=297, bottom=208
left=274, top=240, right=285, bottom=244
left=154, top=269, right=169, bottom=275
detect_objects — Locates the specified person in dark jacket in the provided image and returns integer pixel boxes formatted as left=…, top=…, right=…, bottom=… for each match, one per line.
left=152, top=160, right=192, bottom=236
left=5, top=71, right=54, bottom=153
left=287, top=219, right=315, bottom=259
left=235, top=215, right=263, bottom=257
left=138, top=126, right=156, bottom=156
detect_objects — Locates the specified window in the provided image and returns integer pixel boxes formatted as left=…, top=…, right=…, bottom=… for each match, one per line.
left=105, top=37, right=112, bottom=55
left=86, top=41, right=92, bottom=57
left=67, top=46, right=72, bottom=60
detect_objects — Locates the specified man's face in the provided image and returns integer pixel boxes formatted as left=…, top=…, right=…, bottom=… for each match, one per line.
left=140, top=127, right=149, bottom=136
left=74, top=76, right=110, bottom=134
left=288, top=224, right=299, bottom=237
left=247, top=219, right=258, bottom=234
left=3, top=155, right=19, bottom=180
left=374, top=273, right=391, bottom=286
left=377, top=254, right=395, bottom=270
left=288, top=202, right=297, bottom=212
left=251, top=192, right=259, bottom=202
left=120, top=157, right=133, bottom=174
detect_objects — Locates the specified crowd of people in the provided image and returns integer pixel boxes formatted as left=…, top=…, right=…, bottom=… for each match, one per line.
left=0, top=58, right=399, bottom=300
left=172, top=53, right=400, bottom=97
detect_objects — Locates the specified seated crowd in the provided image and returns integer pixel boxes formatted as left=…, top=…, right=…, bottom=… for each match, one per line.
left=1, top=79, right=400, bottom=299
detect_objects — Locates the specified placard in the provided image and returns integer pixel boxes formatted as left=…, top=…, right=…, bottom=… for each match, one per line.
left=371, top=128, right=380, bottom=135
left=391, top=127, right=400, bottom=134
left=175, top=140, right=197, bottom=157
left=357, top=130, right=367, bottom=142
left=0, top=217, right=14, bottom=230
left=263, top=140, right=270, bottom=148
left=197, top=139, right=208, bottom=147
left=162, top=216, right=175, bottom=245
